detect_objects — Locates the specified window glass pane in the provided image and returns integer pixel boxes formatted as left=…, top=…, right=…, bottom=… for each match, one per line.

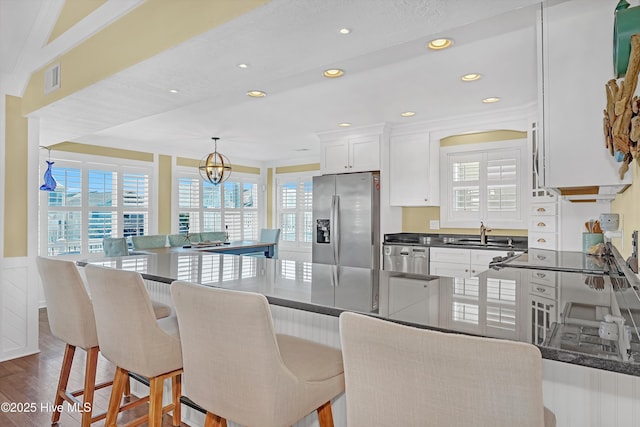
left=281, top=213, right=297, bottom=241
left=224, top=182, right=241, bottom=208
left=88, top=170, right=117, bottom=207
left=47, top=211, right=81, bottom=255
left=243, top=211, right=258, bottom=240
left=202, top=212, right=220, bottom=232
left=88, top=211, right=116, bottom=239
left=123, top=173, right=149, bottom=207
left=452, top=302, right=479, bottom=324
left=487, top=159, right=517, bottom=181
left=224, top=211, right=242, bottom=240
left=123, top=212, right=147, bottom=237
left=243, top=183, right=257, bottom=208
left=180, top=212, right=201, bottom=233
left=203, top=182, right=221, bottom=209
left=49, top=167, right=81, bottom=207
left=281, top=182, right=297, bottom=209
left=179, top=178, right=200, bottom=208
left=487, top=185, right=517, bottom=212
left=453, top=188, right=479, bottom=212
left=487, top=278, right=517, bottom=302
left=303, top=212, right=313, bottom=243
left=452, top=161, right=479, bottom=182
left=302, top=181, right=313, bottom=209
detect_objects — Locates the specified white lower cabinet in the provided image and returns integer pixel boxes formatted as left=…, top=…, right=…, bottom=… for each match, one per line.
left=430, top=247, right=512, bottom=278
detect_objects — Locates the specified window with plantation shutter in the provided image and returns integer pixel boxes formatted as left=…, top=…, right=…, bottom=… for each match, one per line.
left=41, top=159, right=153, bottom=257
left=176, top=171, right=259, bottom=240
left=440, top=139, right=527, bottom=229
left=276, top=173, right=315, bottom=248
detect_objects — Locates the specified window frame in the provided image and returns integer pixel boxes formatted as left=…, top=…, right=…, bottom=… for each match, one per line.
left=38, top=153, right=155, bottom=258
left=440, top=139, right=528, bottom=229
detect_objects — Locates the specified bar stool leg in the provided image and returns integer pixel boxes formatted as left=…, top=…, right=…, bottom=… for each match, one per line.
left=317, top=401, right=334, bottom=427
left=204, top=411, right=227, bottom=427
left=171, top=374, right=182, bottom=426
left=52, top=344, right=76, bottom=424
left=148, top=376, right=164, bottom=427
left=80, top=347, right=99, bottom=427
left=105, top=367, right=129, bottom=426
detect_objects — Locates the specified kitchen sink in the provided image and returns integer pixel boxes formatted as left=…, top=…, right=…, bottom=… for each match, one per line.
left=444, top=238, right=514, bottom=248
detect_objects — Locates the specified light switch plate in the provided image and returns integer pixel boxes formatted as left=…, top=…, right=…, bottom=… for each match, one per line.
left=430, top=220, right=440, bottom=230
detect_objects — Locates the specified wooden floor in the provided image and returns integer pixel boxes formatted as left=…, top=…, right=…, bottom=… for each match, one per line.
left=0, top=309, right=190, bottom=427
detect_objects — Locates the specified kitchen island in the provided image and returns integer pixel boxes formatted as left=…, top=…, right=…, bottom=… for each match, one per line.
left=80, top=250, right=640, bottom=426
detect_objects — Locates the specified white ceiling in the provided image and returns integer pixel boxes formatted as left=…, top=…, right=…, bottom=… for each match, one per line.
left=2, top=0, right=546, bottom=164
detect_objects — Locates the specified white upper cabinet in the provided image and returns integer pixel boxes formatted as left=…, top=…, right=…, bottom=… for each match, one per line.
left=319, top=127, right=382, bottom=175
left=389, top=126, right=439, bottom=206
left=539, top=0, right=631, bottom=189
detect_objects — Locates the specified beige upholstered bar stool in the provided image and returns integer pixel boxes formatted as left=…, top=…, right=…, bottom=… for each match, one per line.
left=339, top=312, right=556, bottom=427
left=171, top=281, right=345, bottom=427
left=84, top=265, right=183, bottom=427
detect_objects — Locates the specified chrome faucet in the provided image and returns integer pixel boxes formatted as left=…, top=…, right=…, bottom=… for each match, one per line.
left=480, top=222, right=492, bottom=245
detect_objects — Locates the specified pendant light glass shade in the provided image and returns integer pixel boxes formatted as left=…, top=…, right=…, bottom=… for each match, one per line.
left=199, top=137, right=232, bottom=185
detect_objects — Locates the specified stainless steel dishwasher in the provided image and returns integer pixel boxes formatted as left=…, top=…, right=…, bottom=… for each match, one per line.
left=382, top=244, right=429, bottom=275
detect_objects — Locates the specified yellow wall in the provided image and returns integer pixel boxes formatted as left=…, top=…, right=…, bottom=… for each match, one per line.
left=48, top=0, right=106, bottom=43
left=158, top=155, right=172, bottom=234
left=22, top=0, right=270, bottom=115
left=50, top=141, right=153, bottom=161
left=402, top=130, right=528, bottom=236
left=4, top=96, right=28, bottom=257
left=611, top=163, right=640, bottom=258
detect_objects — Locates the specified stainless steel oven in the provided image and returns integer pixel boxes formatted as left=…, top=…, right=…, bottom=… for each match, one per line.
left=383, top=244, right=429, bottom=276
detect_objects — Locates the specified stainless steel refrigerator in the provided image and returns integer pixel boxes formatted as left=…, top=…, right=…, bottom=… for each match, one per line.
left=312, top=172, right=380, bottom=269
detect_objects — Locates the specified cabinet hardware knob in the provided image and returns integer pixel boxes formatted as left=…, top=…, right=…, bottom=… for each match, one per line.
left=344, top=166, right=347, bottom=169
left=537, top=222, right=546, bottom=227
left=465, top=269, right=469, bottom=272
left=537, top=238, right=546, bottom=243
left=471, top=270, right=476, bottom=273
left=536, top=287, right=546, bottom=293
left=349, top=165, right=353, bottom=168
left=424, top=198, right=428, bottom=201
left=536, top=273, right=546, bottom=278
left=537, top=255, right=547, bottom=260
left=537, top=207, right=546, bottom=212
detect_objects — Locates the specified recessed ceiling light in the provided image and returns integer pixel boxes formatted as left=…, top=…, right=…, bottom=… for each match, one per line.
left=427, top=38, right=453, bottom=50
left=323, top=69, right=344, bottom=78
left=338, top=122, right=351, bottom=127
left=247, top=90, right=266, bottom=98
left=295, top=148, right=310, bottom=152
left=237, top=63, right=249, bottom=69
left=400, top=111, right=416, bottom=117
left=482, top=97, right=501, bottom=103
left=338, top=28, right=351, bottom=35
left=461, top=73, right=481, bottom=82
left=169, top=89, right=180, bottom=93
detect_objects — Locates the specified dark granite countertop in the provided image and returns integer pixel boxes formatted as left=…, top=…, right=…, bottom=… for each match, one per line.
left=79, top=246, right=640, bottom=377
left=383, top=232, right=528, bottom=252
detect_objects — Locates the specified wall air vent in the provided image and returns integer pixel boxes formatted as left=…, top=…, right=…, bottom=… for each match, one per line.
left=44, top=63, right=60, bottom=94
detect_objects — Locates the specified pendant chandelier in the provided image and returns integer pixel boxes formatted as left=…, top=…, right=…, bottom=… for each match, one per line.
left=199, top=137, right=232, bottom=185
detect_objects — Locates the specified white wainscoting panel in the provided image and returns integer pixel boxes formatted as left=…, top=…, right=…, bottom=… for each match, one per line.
left=1, top=257, right=39, bottom=361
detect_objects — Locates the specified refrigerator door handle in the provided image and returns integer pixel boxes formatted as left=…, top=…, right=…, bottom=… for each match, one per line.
left=333, top=196, right=340, bottom=265
left=332, top=195, right=340, bottom=265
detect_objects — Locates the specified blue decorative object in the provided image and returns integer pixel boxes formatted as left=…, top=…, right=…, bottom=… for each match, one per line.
left=40, top=160, right=57, bottom=191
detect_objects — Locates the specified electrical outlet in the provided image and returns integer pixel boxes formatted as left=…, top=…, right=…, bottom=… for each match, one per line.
left=429, top=220, right=440, bottom=230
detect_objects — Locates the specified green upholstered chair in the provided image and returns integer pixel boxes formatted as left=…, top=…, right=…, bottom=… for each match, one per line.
left=247, top=228, right=281, bottom=258
left=198, top=231, right=227, bottom=243
left=168, top=233, right=199, bottom=247
left=103, top=237, right=129, bottom=257
left=131, top=234, right=167, bottom=250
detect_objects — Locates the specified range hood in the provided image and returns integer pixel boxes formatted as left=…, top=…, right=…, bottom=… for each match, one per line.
left=547, top=185, right=630, bottom=202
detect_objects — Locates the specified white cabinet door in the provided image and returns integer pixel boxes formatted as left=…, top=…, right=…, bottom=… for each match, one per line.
left=389, top=132, right=439, bottom=206
left=322, top=140, right=349, bottom=174
left=541, top=0, right=631, bottom=188
left=349, top=135, right=380, bottom=173
left=430, top=262, right=472, bottom=278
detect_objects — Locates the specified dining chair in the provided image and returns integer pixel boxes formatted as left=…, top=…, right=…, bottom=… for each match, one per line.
left=247, top=228, right=281, bottom=258
left=84, top=265, right=183, bottom=427
left=102, top=237, right=129, bottom=257
left=339, top=312, right=556, bottom=427
left=170, top=280, right=345, bottom=427
left=131, top=234, right=167, bottom=250
left=168, top=233, right=199, bottom=247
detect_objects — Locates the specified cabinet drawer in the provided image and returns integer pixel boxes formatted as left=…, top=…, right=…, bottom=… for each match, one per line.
left=470, top=249, right=511, bottom=267
left=528, top=232, right=557, bottom=250
left=528, top=270, right=557, bottom=286
left=430, top=247, right=470, bottom=264
left=527, top=249, right=557, bottom=265
left=529, top=216, right=557, bottom=233
left=530, top=282, right=557, bottom=300
left=530, top=203, right=557, bottom=216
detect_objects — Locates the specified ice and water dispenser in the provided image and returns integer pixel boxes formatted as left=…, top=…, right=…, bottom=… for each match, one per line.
left=316, top=219, right=330, bottom=244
